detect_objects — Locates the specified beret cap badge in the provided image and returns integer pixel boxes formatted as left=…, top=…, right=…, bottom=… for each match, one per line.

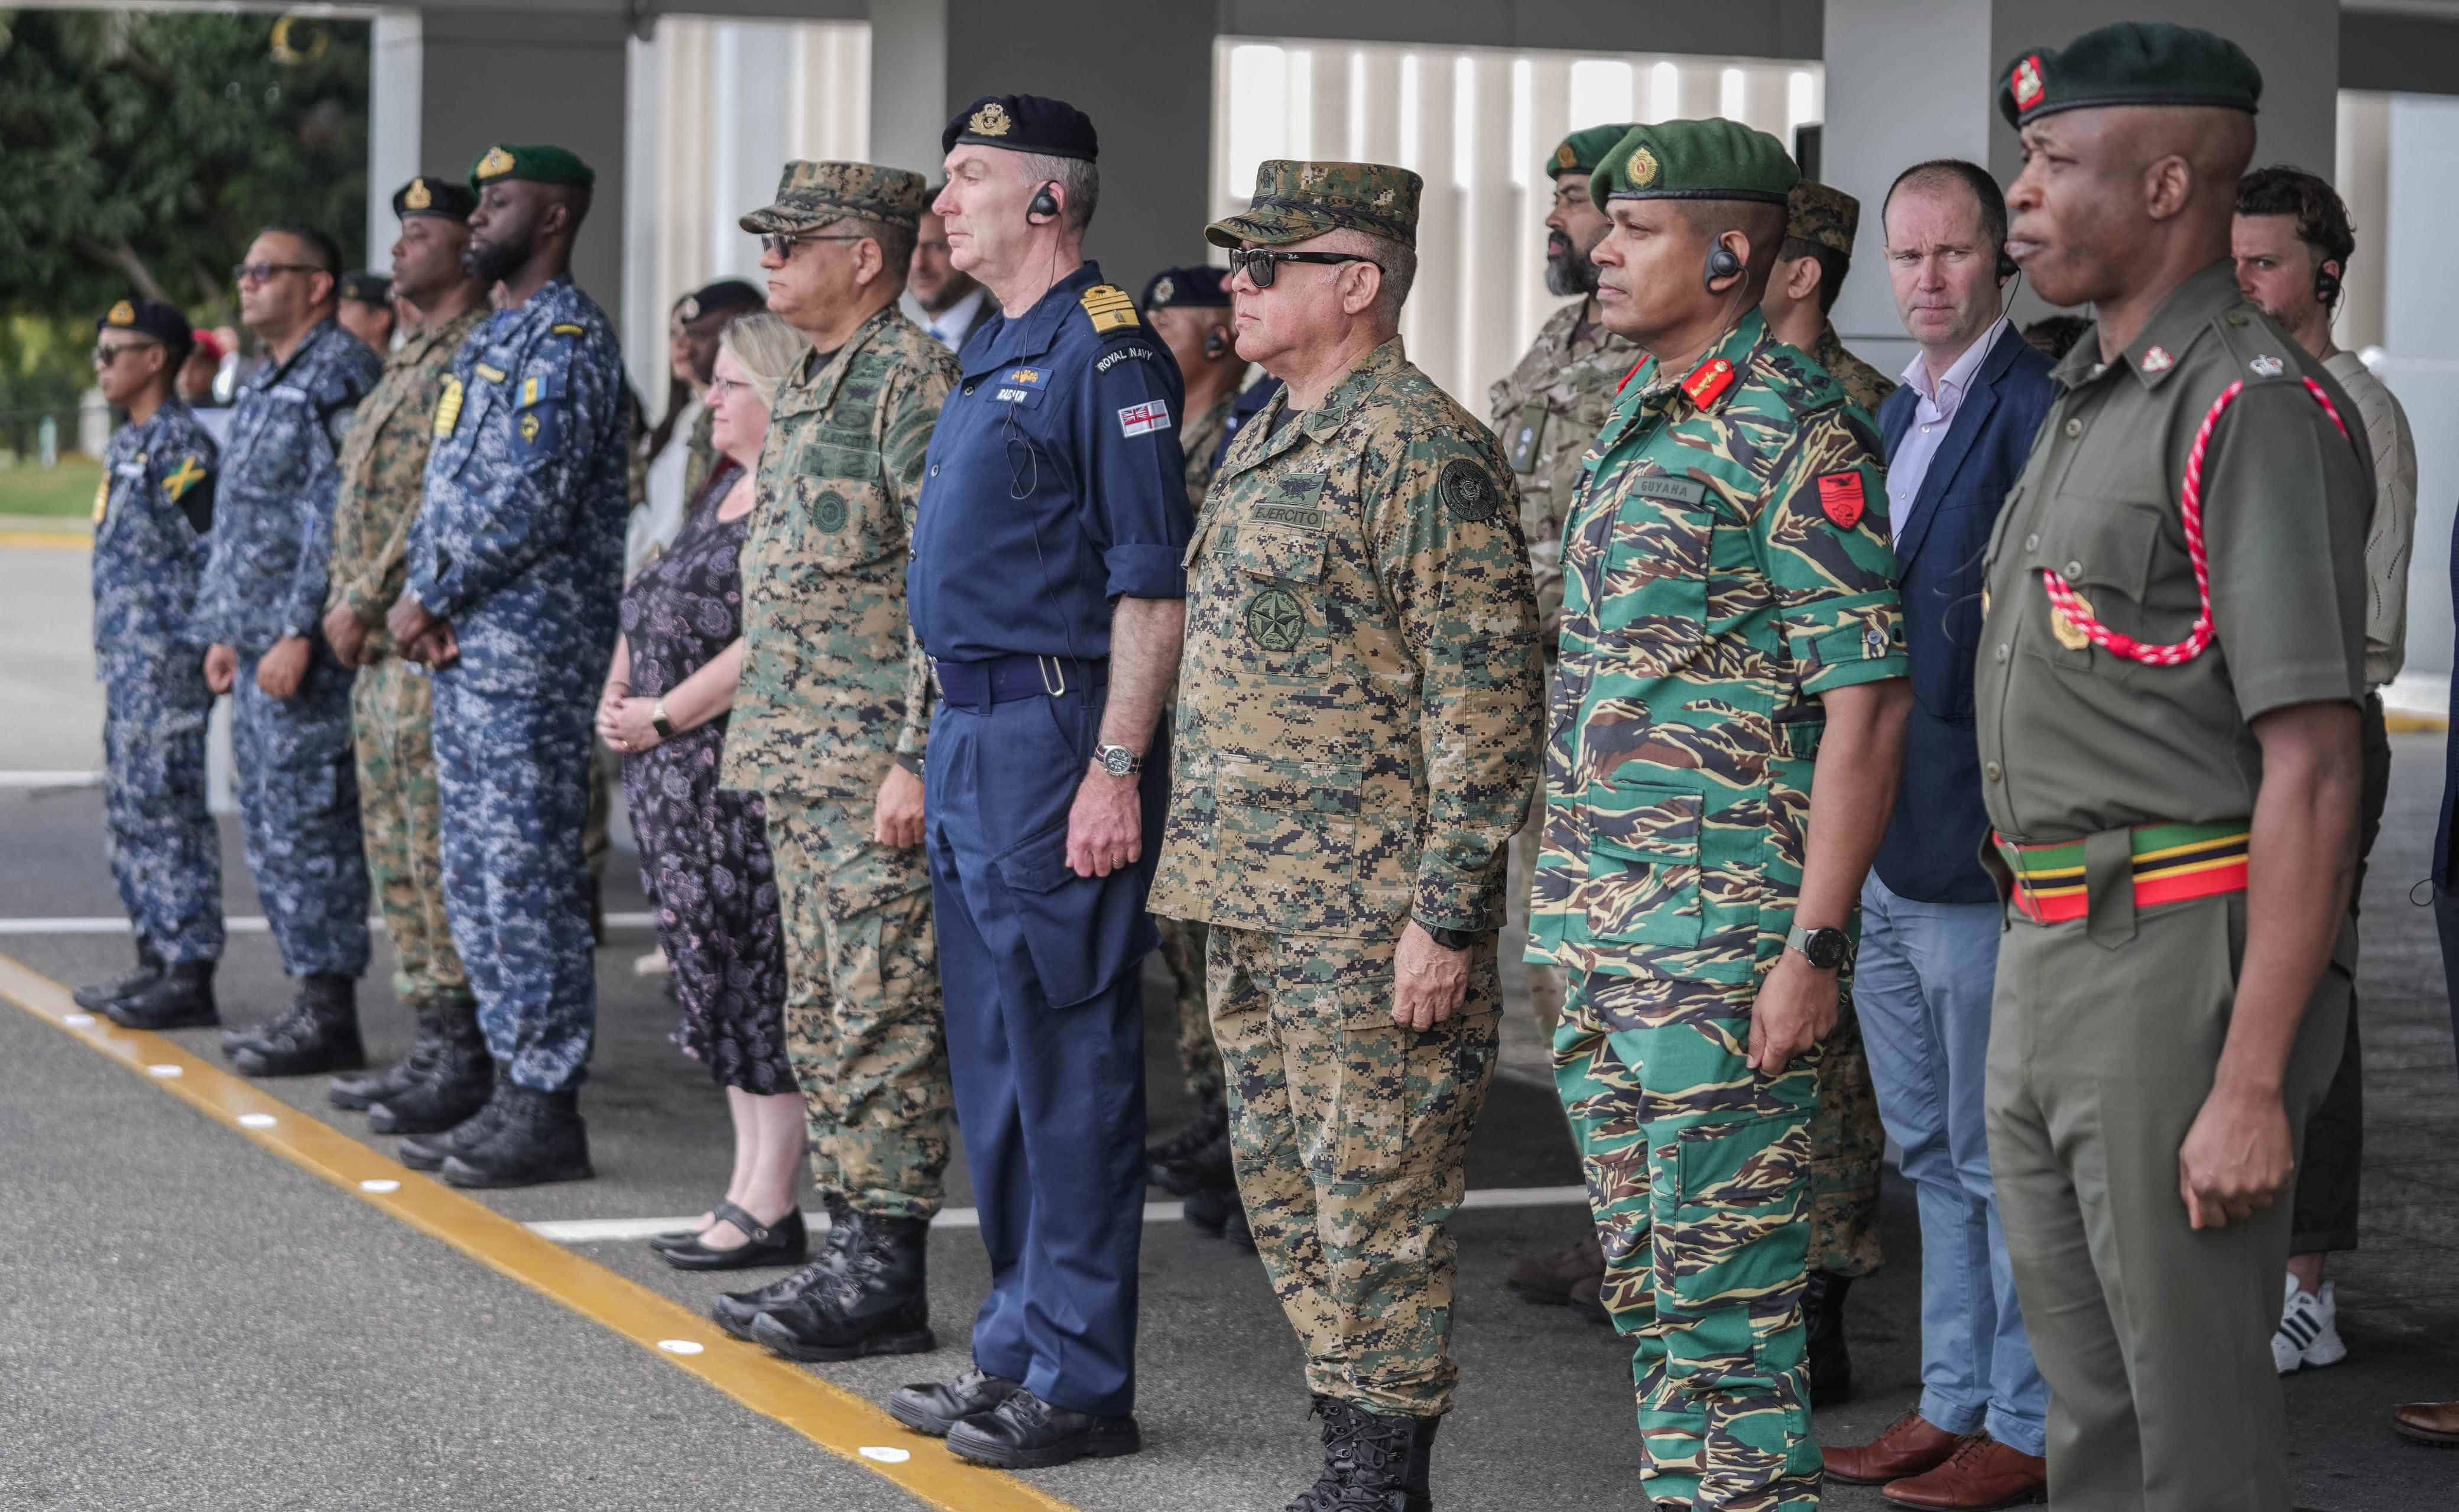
left=2013, top=56, right=2047, bottom=110
left=1628, top=147, right=1660, bottom=189
left=108, top=300, right=136, bottom=326
left=405, top=177, right=433, bottom=210
left=476, top=145, right=517, bottom=180
left=1153, top=277, right=1175, bottom=304
left=968, top=101, right=1013, bottom=138
left=1555, top=142, right=1579, bottom=170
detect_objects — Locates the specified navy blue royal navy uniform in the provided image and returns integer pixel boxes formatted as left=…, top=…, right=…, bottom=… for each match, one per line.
left=193, top=317, right=382, bottom=981
left=408, top=272, right=629, bottom=1094
left=93, top=382, right=225, bottom=970
left=910, top=255, right=1193, bottom=1419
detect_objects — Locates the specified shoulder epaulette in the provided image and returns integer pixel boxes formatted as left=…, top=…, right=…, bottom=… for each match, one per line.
left=2211, top=308, right=2296, bottom=385
left=550, top=323, right=585, bottom=337
left=1079, top=284, right=1139, bottom=335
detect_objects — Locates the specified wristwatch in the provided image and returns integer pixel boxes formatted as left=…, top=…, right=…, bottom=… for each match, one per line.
left=1094, top=743, right=1142, bottom=778
left=1786, top=922, right=1851, bottom=971
left=650, top=699, right=676, bottom=740
left=1416, top=920, right=1477, bottom=951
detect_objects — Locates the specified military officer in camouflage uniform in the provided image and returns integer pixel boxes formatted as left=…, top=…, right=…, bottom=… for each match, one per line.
left=1526, top=121, right=1911, bottom=1510
left=387, top=144, right=630, bottom=1189
left=1152, top=160, right=1543, bottom=1512
left=82, top=299, right=225, bottom=1031
left=194, top=223, right=384, bottom=1068
left=312, top=176, right=496, bottom=1122
left=697, top=161, right=962, bottom=1362
left=1763, top=181, right=1898, bottom=416
left=1980, top=28, right=2370, bottom=1510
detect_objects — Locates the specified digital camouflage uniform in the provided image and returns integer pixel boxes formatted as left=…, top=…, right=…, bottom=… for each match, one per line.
left=325, top=306, right=486, bottom=1010
left=408, top=271, right=629, bottom=1094
left=1784, top=177, right=1892, bottom=1281
left=92, top=393, right=223, bottom=968
left=724, top=162, right=958, bottom=1221
left=1154, top=163, right=1545, bottom=1419
left=193, top=317, right=383, bottom=981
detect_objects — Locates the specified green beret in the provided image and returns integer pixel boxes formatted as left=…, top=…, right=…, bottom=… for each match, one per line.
left=1589, top=118, right=1798, bottom=212
left=1206, top=160, right=1423, bottom=249
left=1999, top=22, right=2261, bottom=129
left=740, top=160, right=930, bottom=235
left=394, top=175, right=478, bottom=223
left=1548, top=124, right=1638, bottom=181
left=470, top=142, right=595, bottom=192
left=1786, top=181, right=1860, bottom=258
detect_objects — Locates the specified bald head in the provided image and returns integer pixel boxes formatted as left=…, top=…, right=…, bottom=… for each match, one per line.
left=2005, top=103, right=2256, bottom=311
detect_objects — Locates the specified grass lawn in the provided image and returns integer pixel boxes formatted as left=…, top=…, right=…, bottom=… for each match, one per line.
left=0, top=456, right=102, bottom=523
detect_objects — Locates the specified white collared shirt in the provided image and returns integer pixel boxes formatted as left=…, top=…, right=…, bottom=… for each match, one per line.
left=1885, top=316, right=2010, bottom=544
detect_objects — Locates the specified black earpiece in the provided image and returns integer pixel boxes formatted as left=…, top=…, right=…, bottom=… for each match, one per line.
left=1202, top=329, right=1228, bottom=360
left=1997, top=248, right=2020, bottom=282
left=1027, top=181, right=1060, bottom=223
left=1704, top=240, right=1744, bottom=293
left=2315, top=258, right=2342, bottom=311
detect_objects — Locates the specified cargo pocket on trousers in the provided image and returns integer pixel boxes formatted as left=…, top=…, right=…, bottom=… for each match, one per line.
left=1665, top=1112, right=1812, bottom=1309
left=990, top=819, right=1154, bottom=1009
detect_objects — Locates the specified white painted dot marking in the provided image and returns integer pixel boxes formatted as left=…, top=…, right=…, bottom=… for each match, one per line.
left=238, top=1112, right=277, bottom=1128
left=359, top=1179, right=400, bottom=1193
left=656, top=1339, right=705, bottom=1355
left=63, top=1013, right=95, bottom=1027
left=858, top=1446, right=911, bottom=1464
left=148, top=1063, right=181, bottom=1078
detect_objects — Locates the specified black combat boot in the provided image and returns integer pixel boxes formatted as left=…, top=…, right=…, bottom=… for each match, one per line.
left=366, top=997, right=491, bottom=1134
left=747, top=1211, right=936, bottom=1361
left=1183, top=1183, right=1256, bottom=1251
left=1145, top=1097, right=1228, bottom=1189
left=228, top=974, right=365, bottom=1078
left=1288, top=1397, right=1440, bottom=1512
left=75, top=938, right=161, bottom=1011
left=330, top=995, right=458, bottom=1109
left=945, top=1388, right=1140, bottom=1469
left=711, top=1195, right=855, bottom=1341
left=439, top=1084, right=593, bottom=1189
left=1805, top=1270, right=1853, bottom=1408
left=1151, top=1116, right=1237, bottom=1198
left=398, top=1070, right=510, bottom=1171
left=105, top=961, right=218, bottom=1031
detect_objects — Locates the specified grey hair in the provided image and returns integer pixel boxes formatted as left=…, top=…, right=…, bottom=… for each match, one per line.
left=1326, top=229, right=1416, bottom=323
left=844, top=213, right=917, bottom=283
left=1016, top=152, right=1099, bottom=233
left=716, top=311, right=810, bottom=409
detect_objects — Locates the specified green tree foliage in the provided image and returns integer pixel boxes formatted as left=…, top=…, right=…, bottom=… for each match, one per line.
left=0, top=8, right=369, bottom=327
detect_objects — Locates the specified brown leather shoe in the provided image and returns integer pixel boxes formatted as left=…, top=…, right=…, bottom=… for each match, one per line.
left=1883, top=1434, right=2047, bottom=1509
left=1824, top=1409, right=1961, bottom=1485
left=2392, top=1399, right=2459, bottom=1446
left=1507, top=1229, right=1604, bottom=1307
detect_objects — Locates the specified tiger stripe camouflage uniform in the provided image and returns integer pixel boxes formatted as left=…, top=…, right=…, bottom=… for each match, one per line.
left=93, top=390, right=223, bottom=971
left=1153, top=313, right=1543, bottom=1416
left=326, top=306, right=486, bottom=1013
left=1527, top=290, right=1907, bottom=1503
left=724, top=190, right=959, bottom=1221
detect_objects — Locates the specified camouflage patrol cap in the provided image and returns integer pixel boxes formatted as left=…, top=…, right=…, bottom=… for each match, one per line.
left=1999, top=22, right=2260, bottom=129
left=740, top=160, right=931, bottom=236
left=1205, top=160, right=1423, bottom=250
left=1549, top=124, right=1639, bottom=181
left=1589, top=119, right=1798, bottom=212
left=1786, top=181, right=1860, bottom=258
left=469, top=143, right=594, bottom=191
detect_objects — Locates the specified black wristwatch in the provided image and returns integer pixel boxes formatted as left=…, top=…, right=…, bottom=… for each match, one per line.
left=1093, top=743, right=1142, bottom=778
left=1786, top=923, right=1851, bottom=971
left=1417, top=920, right=1477, bottom=951
left=650, top=698, right=676, bottom=740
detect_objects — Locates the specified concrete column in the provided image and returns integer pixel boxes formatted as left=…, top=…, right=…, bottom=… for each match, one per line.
left=1822, top=0, right=2343, bottom=377
left=367, top=11, right=425, bottom=267
left=2384, top=95, right=2459, bottom=692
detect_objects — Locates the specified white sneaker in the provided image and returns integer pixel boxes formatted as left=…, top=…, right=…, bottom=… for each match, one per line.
left=2273, top=1275, right=2348, bottom=1374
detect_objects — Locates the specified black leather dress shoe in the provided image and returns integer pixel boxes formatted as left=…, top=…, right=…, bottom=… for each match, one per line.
left=945, top=1390, right=1140, bottom=1469
left=660, top=1202, right=806, bottom=1271
left=888, top=1367, right=1023, bottom=1438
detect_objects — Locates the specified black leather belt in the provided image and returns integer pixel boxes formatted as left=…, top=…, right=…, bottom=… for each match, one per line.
left=930, top=654, right=1107, bottom=708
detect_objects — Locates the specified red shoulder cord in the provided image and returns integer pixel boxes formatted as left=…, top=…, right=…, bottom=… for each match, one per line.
left=2039, top=377, right=2349, bottom=666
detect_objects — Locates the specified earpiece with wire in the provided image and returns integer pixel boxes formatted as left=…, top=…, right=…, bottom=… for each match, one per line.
left=1027, top=181, right=1060, bottom=224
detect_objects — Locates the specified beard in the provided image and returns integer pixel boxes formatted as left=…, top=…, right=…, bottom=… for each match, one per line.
left=1545, top=234, right=1599, bottom=298
left=465, top=228, right=533, bottom=284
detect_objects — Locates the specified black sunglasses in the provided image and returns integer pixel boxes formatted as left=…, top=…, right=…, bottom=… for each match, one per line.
left=1227, top=248, right=1381, bottom=290
left=760, top=232, right=866, bottom=260
left=93, top=340, right=158, bottom=366
left=232, top=261, right=323, bottom=285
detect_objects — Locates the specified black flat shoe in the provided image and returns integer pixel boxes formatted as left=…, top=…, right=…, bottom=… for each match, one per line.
left=658, top=1201, right=806, bottom=1271
left=889, top=1366, right=1023, bottom=1438
left=945, top=1390, right=1140, bottom=1469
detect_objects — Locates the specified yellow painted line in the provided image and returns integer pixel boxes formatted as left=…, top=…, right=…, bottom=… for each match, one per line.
left=0, top=952, right=1076, bottom=1512
left=2386, top=710, right=2448, bottom=734
left=0, top=531, right=93, bottom=550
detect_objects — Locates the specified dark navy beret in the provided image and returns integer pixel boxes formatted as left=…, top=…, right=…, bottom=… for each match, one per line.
left=942, top=93, right=1098, bottom=163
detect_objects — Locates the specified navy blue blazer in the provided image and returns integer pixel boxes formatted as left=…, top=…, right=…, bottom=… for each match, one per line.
left=1873, top=327, right=2057, bottom=904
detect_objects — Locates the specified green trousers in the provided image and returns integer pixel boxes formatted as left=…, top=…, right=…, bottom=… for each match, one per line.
left=1555, top=970, right=1822, bottom=1511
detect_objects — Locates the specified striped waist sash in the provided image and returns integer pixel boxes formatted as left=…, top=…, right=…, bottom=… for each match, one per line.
left=1991, top=822, right=2250, bottom=925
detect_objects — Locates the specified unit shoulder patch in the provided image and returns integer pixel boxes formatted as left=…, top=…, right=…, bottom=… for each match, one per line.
left=163, top=454, right=210, bottom=503
left=1079, top=284, right=1140, bottom=334
left=1816, top=469, right=1867, bottom=530
left=1439, top=458, right=1501, bottom=523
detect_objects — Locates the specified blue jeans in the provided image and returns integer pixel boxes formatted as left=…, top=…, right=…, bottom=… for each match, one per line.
left=1857, top=874, right=2047, bottom=1458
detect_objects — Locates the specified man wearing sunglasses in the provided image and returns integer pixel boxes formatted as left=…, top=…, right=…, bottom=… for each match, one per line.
left=190, top=222, right=384, bottom=1068
left=1149, top=159, right=1543, bottom=1511
left=81, top=298, right=227, bottom=1033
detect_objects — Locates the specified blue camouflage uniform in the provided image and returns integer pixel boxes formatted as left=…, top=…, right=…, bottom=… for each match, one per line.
left=909, top=258, right=1193, bottom=1419
left=192, top=318, right=382, bottom=980
left=408, top=274, right=629, bottom=1094
left=93, top=400, right=225, bottom=966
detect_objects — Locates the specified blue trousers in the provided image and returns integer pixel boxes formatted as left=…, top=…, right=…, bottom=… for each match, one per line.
left=432, top=673, right=597, bottom=1092
left=924, top=681, right=1160, bottom=1419
left=100, top=662, right=223, bottom=966
left=1855, top=873, right=2047, bottom=1458
left=231, top=647, right=368, bottom=978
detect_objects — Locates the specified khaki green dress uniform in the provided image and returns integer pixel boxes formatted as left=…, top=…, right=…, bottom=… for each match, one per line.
left=1153, top=160, right=1543, bottom=1419
left=1526, top=120, right=1907, bottom=1512
left=1975, top=28, right=2373, bottom=1511
left=326, top=303, right=488, bottom=1014
left=721, top=163, right=961, bottom=1222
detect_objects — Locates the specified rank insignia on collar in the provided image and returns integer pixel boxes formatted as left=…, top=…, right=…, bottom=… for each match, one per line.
left=2249, top=353, right=2284, bottom=377
left=405, top=177, right=433, bottom=210
left=1679, top=356, right=1735, bottom=408
left=1816, top=470, right=1867, bottom=530
left=969, top=102, right=1013, bottom=138
left=2139, top=345, right=2174, bottom=374
left=2013, top=54, right=2046, bottom=111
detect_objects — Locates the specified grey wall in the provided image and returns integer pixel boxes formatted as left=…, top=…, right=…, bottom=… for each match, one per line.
left=1216, top=0, right=1822, bottom=57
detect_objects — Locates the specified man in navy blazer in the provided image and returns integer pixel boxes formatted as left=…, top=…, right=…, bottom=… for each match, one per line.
left=1822, top=161, right=2057, bottom=1511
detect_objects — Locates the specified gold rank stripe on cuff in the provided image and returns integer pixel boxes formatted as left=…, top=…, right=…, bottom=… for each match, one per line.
left=1079, top=284, right=1140, bottom=333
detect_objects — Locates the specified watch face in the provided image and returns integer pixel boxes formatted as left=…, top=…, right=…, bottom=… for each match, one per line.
left=1807, top=928, right=1849, bottom=969
left=1101, top=747, right=1134, bottom=776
